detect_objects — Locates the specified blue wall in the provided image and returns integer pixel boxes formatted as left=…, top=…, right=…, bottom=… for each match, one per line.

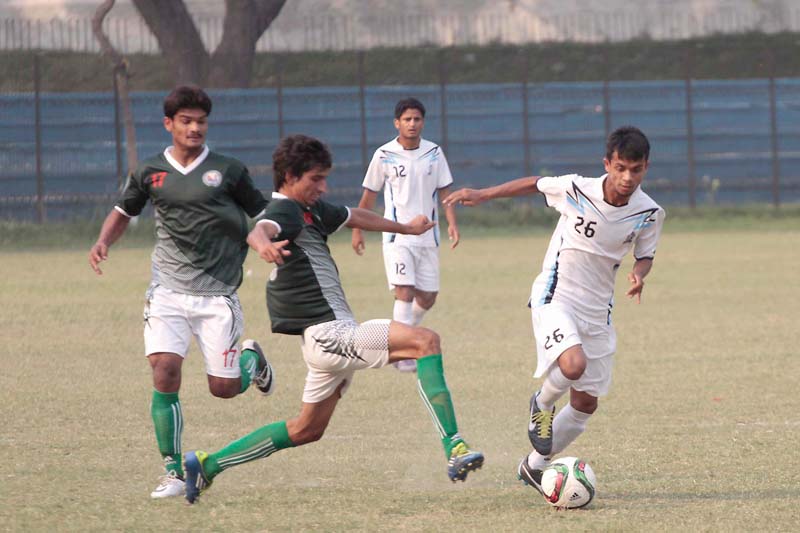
left=2, top=78, right=799, bottom=220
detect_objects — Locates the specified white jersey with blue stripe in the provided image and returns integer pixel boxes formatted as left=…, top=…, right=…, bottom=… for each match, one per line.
left=362, top=137, right=453, bottom=247
left=530, top=174, right=665, bottom=325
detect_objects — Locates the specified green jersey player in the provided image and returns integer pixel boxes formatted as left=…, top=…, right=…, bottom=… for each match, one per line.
left=88, top=86, right=275, bottom=499
left=182, top=134, right=484, bottom=504
left=444, top=126, right=665, bottom=496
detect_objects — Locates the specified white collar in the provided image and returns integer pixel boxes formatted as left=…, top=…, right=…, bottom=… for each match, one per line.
left=164, top=145, right=209, bottom=175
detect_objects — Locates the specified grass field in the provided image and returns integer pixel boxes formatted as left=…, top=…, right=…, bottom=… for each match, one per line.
left=2, top=223, right=799, bottom=532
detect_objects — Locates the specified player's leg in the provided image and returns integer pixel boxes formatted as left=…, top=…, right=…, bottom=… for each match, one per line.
left=193, top=293, right=273, bottom=397
left=409, top=246, right=440, bottom=326
left=144, top=285, right=192, bottom=498
left=388, top=321, right=484, bottom=481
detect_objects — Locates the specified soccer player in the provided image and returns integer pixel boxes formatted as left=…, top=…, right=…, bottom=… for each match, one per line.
left=88, top=86, right=276, bottom=499
left=444, top=126, right=665, bottom=495
left=182, top=134, right=484, bottom=504
left=351, top=97, right=459, bottom=372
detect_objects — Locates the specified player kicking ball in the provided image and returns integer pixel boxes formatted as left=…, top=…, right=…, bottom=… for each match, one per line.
left=444, top=126, right=664, bottom=495
left=183, top=134, right=483, bottom=504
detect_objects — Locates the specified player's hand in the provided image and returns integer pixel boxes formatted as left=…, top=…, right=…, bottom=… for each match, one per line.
left=405, top=215, right=436, bottom=235
left=352, top=228, right=365, bottom=255
left=443, top=188, right=484, bottom=207
left=256, top=239, right=291, bottom=265
left=626, top=271, right=644, bottom=303
left=89, top=242, right=109, bottom=275
left=448, top=224, right=460, bottom=249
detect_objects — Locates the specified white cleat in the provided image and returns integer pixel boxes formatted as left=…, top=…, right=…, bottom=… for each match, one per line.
left=393, top=359, right=418, bottom=373
left=150, top=471, right=186, bottom=499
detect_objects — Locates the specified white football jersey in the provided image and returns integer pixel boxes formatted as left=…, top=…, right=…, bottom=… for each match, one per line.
left=530, top=174, right=665, bottom=325
left=362, top=137, right=453, bottom=247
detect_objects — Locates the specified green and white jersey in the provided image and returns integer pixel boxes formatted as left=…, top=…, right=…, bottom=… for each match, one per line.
left=115, top=145, right=267, bottom=296
left=259, top=193, right=353, bottom=335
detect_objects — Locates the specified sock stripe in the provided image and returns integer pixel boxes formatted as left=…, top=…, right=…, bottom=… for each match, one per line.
left=416, top=379, right=446, bottom=438
left=217, top=439, right=277, bottom=468
left=171, top=402, right=183, bottom=454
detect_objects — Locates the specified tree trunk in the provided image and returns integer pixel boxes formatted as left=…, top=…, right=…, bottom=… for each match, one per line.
left=132, top=0, right=209, bottom=85
left=208, top=0, right=287, bottom=88
left=92, top=0, right=138, bottom=173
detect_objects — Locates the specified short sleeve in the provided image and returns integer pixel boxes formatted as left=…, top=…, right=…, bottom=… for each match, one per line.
left=435, top=148, right=454, bottom=189
left=229, top=163, right=268, bottom=218
left=536, top=174, right=579, bottom=213
left=260, top=200, right=304, bottom=242
left=316, top=200, right=350, bottom=234
left=634, top=207, right=666, bottom=260
left=362, top=150, right=385, bottom=192
left=115, top=169, right=148, bottom=217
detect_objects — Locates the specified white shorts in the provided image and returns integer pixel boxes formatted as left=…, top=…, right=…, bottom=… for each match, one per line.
left=143, top=284, right=244, bottom=379
left=300, top=319, right=391, bottom=403
left=382, top=243, right=440, bottom=292
left=531, top=303, right=617, bottom=397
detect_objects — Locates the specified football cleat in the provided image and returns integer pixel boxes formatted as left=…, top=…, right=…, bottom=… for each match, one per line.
left=527, top=392, right=554, bottom=456
left=243, top=339, right=275, bottom=396
left=150, top=470, right=185, bottom=499
left=183, top=451, right=212, bottom=504
left=447, top=442, right=484, bottom=482
left=517, top=456, right=549, bottom=496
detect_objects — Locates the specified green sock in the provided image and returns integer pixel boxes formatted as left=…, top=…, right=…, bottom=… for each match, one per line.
left=150, top=390, right=183, bottom=477
left=416, top=354, right=464, bottom=458
left=238, top=348, right=259, bottom=393
left=204, top=421, right=295, bottom=479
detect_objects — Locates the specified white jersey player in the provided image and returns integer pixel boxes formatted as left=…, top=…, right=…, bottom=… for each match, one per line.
left=444, top=126, right=665, bottom=495
left=352, top=98, right=459, bottom=372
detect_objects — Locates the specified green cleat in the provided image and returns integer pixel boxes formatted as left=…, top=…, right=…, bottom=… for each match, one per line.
left=183, top=451, right=212, bottom=504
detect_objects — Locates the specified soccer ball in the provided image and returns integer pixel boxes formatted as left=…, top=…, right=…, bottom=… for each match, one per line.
left=540, top=457, right=597, bottom=509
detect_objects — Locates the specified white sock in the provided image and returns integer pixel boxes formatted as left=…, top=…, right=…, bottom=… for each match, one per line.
left=550, top=403, right=592, bottom=456
left=393, top=299, right=414, bottom=325
left=527, top=450, right=551, bottom=470
left=411, top=300, right=428, bottom=326
left=537, top=366, right=574, bottom=410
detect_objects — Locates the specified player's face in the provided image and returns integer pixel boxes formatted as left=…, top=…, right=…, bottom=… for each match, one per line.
left=603, top=151, right=648, bottom=204
left=164, top=108, right=208, bottom=152
left=394, top=109, right=424, bottom=144
left=287, top=166, right=331, bottom=207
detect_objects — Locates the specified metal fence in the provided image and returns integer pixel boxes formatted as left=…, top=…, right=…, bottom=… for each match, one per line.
left=2, top=5, right=800, bottom=53
left=2, top=52, right=799, bottom=222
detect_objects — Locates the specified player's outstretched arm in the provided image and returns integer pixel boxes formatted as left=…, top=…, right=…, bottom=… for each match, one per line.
left=438, top=186, right=460, bottom=249
left=351, top=188, right=378, bottom=255
left=88, top=209, right=130, bottom=275
left=626, top=258, right=654, bottom=304
left=347, top=208, right=435, bottom=235
left=443, top=176, right=541, bottom=207
left=247, top=221, right=291, bottom=265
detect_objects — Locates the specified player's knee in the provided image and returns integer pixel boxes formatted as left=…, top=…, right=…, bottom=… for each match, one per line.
left=150, top=362, right=181, bottom=391
left=415, top=292, right=437, bottom=309
left=571, top=396, right=598, bottom=414
left=559, top=351, right=587, bottom=380
left=414, top=327, right=441, bottom=355
left=208, top=378, right=240, bottom=398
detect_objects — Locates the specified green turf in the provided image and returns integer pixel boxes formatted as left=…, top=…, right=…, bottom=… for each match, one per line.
left=1, top=225, right=799, bottom=531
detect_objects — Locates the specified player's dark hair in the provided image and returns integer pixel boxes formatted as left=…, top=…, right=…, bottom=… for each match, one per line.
left=394, top=97, right=426, bottom=119
left=606, top=126, right=650, bottom=162
left=273, top=134, right=333, bottom=190
left=163, top=85, right=212, bottom=118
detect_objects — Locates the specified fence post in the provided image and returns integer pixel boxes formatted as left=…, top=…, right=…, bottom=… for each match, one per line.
left=275, top=54, right=284, bottom=139
left=521, top=50, right=532, bottom=176
left=438, top=48, right=449, bottom=156
left=684, top=44, right=696, bottom=209
left=602, top=44, right=612, bottom=137
left=34, top=53, right=45, bottom=223
left=357, top=50, right=368, bottom=174
left=113, top=65, right=123, bottom=189
left=767, top=47, right=780, bottom=208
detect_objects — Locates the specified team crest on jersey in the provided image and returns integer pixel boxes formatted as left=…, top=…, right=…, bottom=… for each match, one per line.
left=303, top=211, right=314, bottom=225
left=202, top=170, right=223, bottom=187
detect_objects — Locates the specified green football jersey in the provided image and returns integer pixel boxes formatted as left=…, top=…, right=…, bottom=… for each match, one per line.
left=116, top=146, right=267, bottom=296
left=261, top=193, right=353, bottom=335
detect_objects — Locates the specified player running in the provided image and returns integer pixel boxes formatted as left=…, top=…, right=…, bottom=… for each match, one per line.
left=88, top=86, right=275, bottom=499
left=183, top=134, right=483, bottom=504
left=444, top=126, right=665, bottom=494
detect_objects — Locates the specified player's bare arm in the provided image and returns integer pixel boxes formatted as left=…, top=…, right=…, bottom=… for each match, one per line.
left=247, top=221, right=291, bottom=265
left=626, top=258, right=654, bottom=303
left=443, top=176, right=541, bottom=206
left=88, top=209, right=131, bottom=275
left=438, top=185, right=460, bottom=249
left=347, top=208, right=435, bottom=235
left=351, top=188, right=378, bottom=255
